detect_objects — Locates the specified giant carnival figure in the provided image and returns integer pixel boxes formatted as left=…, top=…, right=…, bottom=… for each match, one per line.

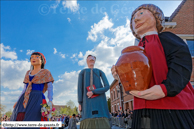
left=111, top=4, right=194, bottom=129
left=78, top=55, right=111, bottom=129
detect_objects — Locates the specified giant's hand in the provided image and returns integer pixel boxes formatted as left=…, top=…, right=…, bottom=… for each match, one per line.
left=87, top=91, right=93, bottom=98
left=48, top=101, right=54, bottom=108
left=111, top=65, right=119, bottom=80
left=79, top=104, right=82, bottom=111
left=129, top=85, right=165, bottom=100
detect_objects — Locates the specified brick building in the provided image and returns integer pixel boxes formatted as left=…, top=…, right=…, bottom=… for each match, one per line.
left=110, top=0, right=194, bottom=113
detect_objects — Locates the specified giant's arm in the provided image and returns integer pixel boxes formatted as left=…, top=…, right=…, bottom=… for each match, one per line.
left=160, top=32, right=192, bottom=97
left=47, top=82, right=53, bottom=101
left=93, top=70, right=110, bottom=94
left=78, top=71, right=84, bottom=104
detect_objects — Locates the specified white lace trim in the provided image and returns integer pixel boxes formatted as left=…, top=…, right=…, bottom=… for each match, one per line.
left=29, top=69, right=43, bottom=76
left=140, top=31, right=158, bottom=39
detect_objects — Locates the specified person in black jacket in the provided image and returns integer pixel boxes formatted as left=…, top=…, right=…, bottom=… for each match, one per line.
left=65, top=115, right=69, bottom=127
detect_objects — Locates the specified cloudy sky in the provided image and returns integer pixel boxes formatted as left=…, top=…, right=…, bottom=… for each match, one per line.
left=1, top=0, right=182, bottom=113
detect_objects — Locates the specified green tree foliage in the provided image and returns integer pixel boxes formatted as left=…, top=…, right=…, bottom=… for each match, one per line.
left=5, top=110, right=12, bottom=117
left=66, top=100, right=75, bottom=109
left=107, top=97, right=111, bottom=112
left=57, top=100, right=78, bottom=116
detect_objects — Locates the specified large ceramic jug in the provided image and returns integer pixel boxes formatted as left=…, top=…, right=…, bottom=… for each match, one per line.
left=115, top=46, right=152, bottom=92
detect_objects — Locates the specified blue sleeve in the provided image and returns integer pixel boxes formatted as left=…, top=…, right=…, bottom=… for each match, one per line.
left=47, top=82, right=53, bottom=101
left=93, top=70, right=110, bottom=95
left=78, top=70, right=84, bottom=104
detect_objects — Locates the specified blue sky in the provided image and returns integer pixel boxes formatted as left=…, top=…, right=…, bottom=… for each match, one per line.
left=1, top=0, right=182, bottom=113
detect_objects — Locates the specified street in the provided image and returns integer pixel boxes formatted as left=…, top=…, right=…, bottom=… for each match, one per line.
left=65, top=122, right=126, bottom=129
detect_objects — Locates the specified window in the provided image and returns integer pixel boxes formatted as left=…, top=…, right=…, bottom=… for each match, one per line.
left=113, top=91, right=115, bottom=100
left=117, top=89, right=119, bottom=98
left=186, top=39, right=194, bottom=56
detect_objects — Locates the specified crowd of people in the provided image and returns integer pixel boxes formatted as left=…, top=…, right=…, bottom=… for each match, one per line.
left=1, top=115, right=10, bottom=122
left=0, top=116, right=10, bottom=129
left=0, top=114, right=80, bottom=129
left=51, top=114, right=80, bottom=128
left=110, top=109, right=133, bottom=119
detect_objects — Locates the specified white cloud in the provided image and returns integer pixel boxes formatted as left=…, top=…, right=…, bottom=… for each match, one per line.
left=70, top=53, right=78, bottom=62
left=67, top=18, right=71, bottom=23
left=59, top=52, right=66, bottom=58
left=51, top=70, right=81, bottom=106
left=1, top=59, right=31, bottom=90
left=55, top=71, right=79, bottom=92
left=109, top=19, right=133, bottom=46
left=0, top=43, right=17, bottom=60
left=50, top=0, right=79, bottom=13
left=54, top=48, right=57, bottom=54
left=62, top=0, right=79, bottom=13
left=50, top=0, right=61, bottom=9
left=1, top=97, right=5, bottom=101
left=20, top=50, right=23, bottom=52
left=26, top=49, right=35, bottom=55
left=53, top=92, right=77, bottom=105
left=78, top=52, right=83, bottom=58
left=0, top=44, right=31, bottom=112
left=1, top=90, right=24, bottom=112
left=79, top=16, right=135, bottom=90
left=71, top=53, right=77, bottom=59
left=54, top=49, right=66, bottom=59
left=87, top=12, right=114, bottom=42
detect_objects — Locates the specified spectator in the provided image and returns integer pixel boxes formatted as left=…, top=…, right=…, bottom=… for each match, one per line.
left=109, top=113, right=112, bottom=127
left=117, top=112, right=121, bottom=117
left=65, top=115, right=69, bottom=127
left=130, top=111, right=133, bottom=119
left=62, top=115, right=66, bottom=127
left=59, top=115, right=63, bottom=129
left=109, top=112, right=112, bottom=117
left=68, top=114, right=79, bottom=129
left=121, top=111, right=125, bottom=117
left=114, top=111, right=118, bottom=117
left=123, top=111, right=128, bottom=118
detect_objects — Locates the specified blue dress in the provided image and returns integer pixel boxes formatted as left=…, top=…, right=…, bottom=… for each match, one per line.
left=10, top=75, right=46, bottom=121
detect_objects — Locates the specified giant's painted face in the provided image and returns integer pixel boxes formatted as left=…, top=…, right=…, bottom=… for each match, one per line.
left=132, top=9, right=157, bottom=38
left=30, top=55, right=42, bottom=66
left=86, top=56, right=96, bottom=68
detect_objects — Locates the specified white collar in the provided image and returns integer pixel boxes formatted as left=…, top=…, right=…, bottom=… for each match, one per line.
left=140, top=31, right=158, bottom=39
left=29, top=69, right=43, bottom=76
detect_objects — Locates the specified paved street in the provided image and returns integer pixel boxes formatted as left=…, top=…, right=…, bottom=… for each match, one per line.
left=65, top=122, right=126, bottom=129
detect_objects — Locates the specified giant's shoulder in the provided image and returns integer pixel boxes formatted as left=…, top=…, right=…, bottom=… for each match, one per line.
left=159, top=31, right=186, bottom=47
left=40, top=69, right=52, bottom=74
left=25, top=70, right=31, bottom=76
left=79, top=68, right=102, bottom=73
